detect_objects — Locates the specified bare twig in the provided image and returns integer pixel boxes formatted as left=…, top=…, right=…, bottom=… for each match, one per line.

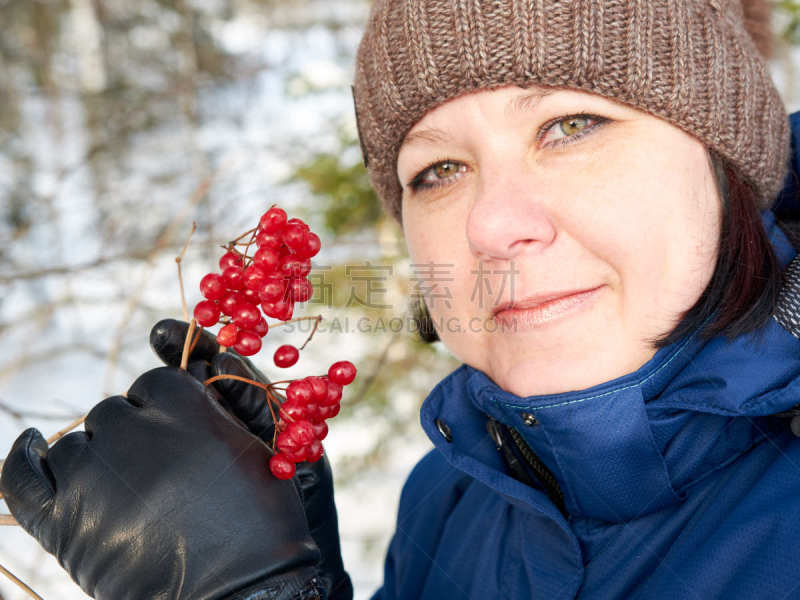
left=45, top=414, right=88, bottom=445
left=0, top=400, right=82, bottom=422
left=0, top=343, right=134, bottom=380
left=203, top=374, right=268, bottom=392
left=175, top=222, right=197, bottom=321
left=180, top=319, right=198, bottom=371
left=0, top=515, right=17, bottom=526
left=0, top=561, right=44, bottom=599
left=231, top=227, right=257, bottom=243
left=270, top=315, right=322, bottom=330
left=0, top=249, right=157, bottom=284
left=298, top=315, right=323, bottom=350
left=188, top=325, right=203, bottom=356
left=350, top=330, right=402, bottom=408
left=103, top=170, right=216, bottom=394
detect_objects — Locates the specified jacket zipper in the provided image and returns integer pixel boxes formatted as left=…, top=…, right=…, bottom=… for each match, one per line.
left=488, top=417, right=568, bottom=518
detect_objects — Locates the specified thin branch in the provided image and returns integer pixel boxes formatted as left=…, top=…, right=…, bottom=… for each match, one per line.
left=270, top=315, right=322, bottom=330
left=349, top=331, right=402, bottom=408
left=0, top=249, right=156, bottom=284
left=231, top=227, right=257, bottom=243
left=46, top=414, right=88, bottom=445
left=0, top=343, right=130, bottom=380
left=0, top=561, right=44, bottom=599
left=0, top=515, right=16, bottom=526
left=175, top=222, right=197, bottom=321
left=0, top=400, right=82, bottom=422
left=298, top=315, right=322, bottom=350
left=180, top=319, right=198, bottom=371
left=203, top=374, right=268, bottom=391
left=103, top=170, right=216, bottom=393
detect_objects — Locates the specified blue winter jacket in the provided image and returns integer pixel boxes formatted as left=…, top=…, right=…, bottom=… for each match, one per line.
left=371, top=113, right=800, bottom=600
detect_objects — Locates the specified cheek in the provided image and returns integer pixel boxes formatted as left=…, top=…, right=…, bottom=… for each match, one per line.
left=403, top=201, right=472, bottom=312
left=547, top=134, right=720, bottom=312
left=583, top=146, right=720, bottom=319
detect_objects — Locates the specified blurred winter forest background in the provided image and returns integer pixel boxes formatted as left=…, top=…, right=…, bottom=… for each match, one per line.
left=3, top=1, right=800, bottom=598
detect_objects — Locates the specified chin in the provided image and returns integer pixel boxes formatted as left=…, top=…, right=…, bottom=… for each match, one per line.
left=490, top=358, right=601, bottom=397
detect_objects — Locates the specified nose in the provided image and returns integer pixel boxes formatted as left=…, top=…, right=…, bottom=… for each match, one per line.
left=466, top=169, right=557, bottom=261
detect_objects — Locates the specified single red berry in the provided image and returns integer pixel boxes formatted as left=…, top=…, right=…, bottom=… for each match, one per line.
left=304, top=402, right=321, bottom=423
left=282, top=223, right=307, bottom=252
left=243, top=264, right=269, bottom=290
left=199, top=273, right=227, bottom=301
left=262, top=298, right=293, bottom=321
left=328, top=361, right=357, bottom=386
left=295, top=231, right=321, bottom=259
left=217, top=323, right=239, bottom=347
left=287, top=420, right=315, bottom=446
left=220, top=292, right=244, bottom=316
left=274, top=344, right=299, bottom=368
left=193, top=300, right=220, bottom=327
left=221, top=266, right=245, bottom=290
left=279, top=299, right=294, bottom=321
left=283, top=448, right=308, bottom=464
left=318, top=403, right=340, bottom=420
left=322, top=380, right=342, bottom=407
left=259, top=207, right=288, bottom=233
left=256, top=230, right=282, bottom=249
left=311, top=421, right=328, bottom=440
left=305, top=440, right=324, bottom=463
left=219, top=251, right=243, bottom=271
left=233, top=303, right=260, bottom=329
left=253, top=247, right=280, bottom=273
left=269, top=454, right=296, bottom=479
left=258, top=276, right=286, bottom=303
left=280, top=255, right=311, bottom=278
left=286, top=217, right=310, bottom=231
left=242, top=287, right=260, bottom=305
left=306, top=376, right=327, bottom=402
left=281, top=402, right=308, bottom=422
left=234, top=329, right=261, bottom=356
left=286, top=379, right=313, bottom=405
left=253, top=316, right=269, bottom=337
left=260, top=301, right=279, bottom=319
left=290, top=277, right=313, bottom=303
left=276, top=430, right=302, bottom=454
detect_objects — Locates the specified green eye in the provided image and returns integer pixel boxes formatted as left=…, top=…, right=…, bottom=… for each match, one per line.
left=433, top=162, right=459, bottom=178
left=541, top=114, right=607, bottom=148
left=559, top=116, right=590, bottom=136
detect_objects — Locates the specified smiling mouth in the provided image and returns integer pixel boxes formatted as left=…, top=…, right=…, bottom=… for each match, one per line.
left=492, top=286, right=604, bottom=328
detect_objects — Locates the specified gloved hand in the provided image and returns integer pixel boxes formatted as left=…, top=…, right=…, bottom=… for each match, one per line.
left=150, top=319, right=353, bottom=600
left=0, top=367, right=323, bottom=600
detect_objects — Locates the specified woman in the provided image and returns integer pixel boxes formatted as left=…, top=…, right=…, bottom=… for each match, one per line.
left=4, top=0, right=800, bottom=598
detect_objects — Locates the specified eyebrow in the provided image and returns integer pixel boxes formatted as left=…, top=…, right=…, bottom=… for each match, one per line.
left=401, top=89, right=554, bottom=148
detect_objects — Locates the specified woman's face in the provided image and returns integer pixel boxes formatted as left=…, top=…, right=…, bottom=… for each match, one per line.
left=397, top=85, right=722, bottom=397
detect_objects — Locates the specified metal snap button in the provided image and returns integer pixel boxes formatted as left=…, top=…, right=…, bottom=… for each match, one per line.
left=521, top=412, right=538, bottom=426
left=435, top=418, right=453, bottom=442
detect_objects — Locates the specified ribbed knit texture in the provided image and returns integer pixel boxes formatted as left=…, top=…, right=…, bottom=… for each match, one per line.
left=352, top=0, right=791, bottom=223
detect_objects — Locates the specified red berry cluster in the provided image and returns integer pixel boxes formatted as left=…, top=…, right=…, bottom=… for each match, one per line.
left=187, top=203, right=357, bottom=480
left=192, top=206, right=320, bottom=356
left=269, top=360, right=356, bottom=479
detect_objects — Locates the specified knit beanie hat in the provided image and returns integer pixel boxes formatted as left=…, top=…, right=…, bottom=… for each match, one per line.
left=352, top=0, right=790, bottom=223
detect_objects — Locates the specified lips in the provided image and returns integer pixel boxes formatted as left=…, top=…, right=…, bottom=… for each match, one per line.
left=492, top=287, right=602, bottom=316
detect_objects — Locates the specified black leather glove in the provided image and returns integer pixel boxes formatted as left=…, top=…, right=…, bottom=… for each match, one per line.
left=150, top=319, right=353, bottom=600
left=0, top=367, right=323, bottom=600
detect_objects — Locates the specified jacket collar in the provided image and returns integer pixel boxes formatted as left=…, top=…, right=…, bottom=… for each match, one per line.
left=422, top=210, right=800, bottom=523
